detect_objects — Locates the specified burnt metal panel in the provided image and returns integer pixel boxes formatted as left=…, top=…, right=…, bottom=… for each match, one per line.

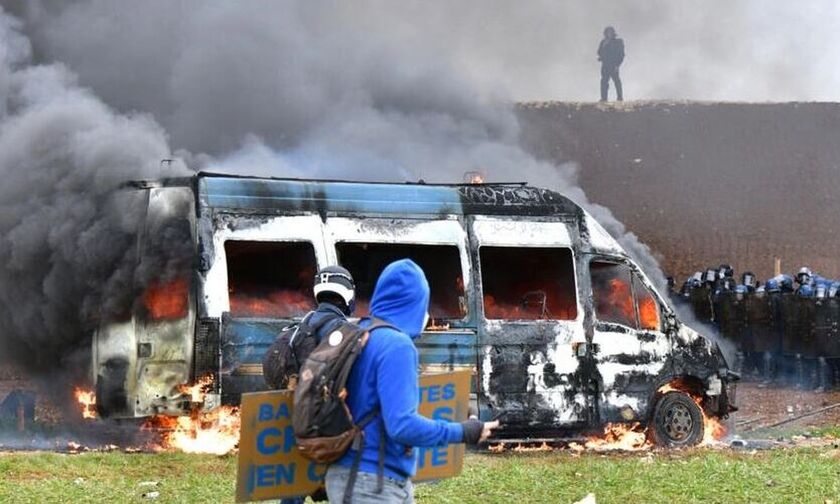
left=196, top=174, right=581, bottom=218
left=416, top=332, right=477, bottom=369
left=194, top=317, right=221, bottom=392
left=220, top=314, right=287, bottom=403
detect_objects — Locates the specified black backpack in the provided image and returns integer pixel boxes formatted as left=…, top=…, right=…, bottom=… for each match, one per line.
left=262, top=311, right=336, bottom=390
left=292, top=318, right=396, bottom=501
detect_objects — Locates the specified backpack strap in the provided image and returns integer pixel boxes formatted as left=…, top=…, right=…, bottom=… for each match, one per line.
left=366, top=317, right=399, bottom=333
left=343, top=409, right=381, bottom=504
left=290, top=310, right=341, bottom=369
left=287, top=311, right=314, bottom=348
left=340, top=319, right=401, bottom=503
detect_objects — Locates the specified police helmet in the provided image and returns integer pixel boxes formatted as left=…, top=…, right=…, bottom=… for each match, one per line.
left=719, top=264, right=734, bottom=278
left=797, top=284, right=814, bottom=298
left=765, top=279, right=780, bottom=293
left=778, top=275, right=794, bottom=293
left=742, top=271, right=756, bottom=289
left=313, top=265, right=356, bottom=314
left=796, top=267, right=813, bottom=286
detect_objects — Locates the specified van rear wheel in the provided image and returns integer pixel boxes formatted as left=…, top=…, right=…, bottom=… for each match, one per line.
left=650, top=391, right=704, bottom=447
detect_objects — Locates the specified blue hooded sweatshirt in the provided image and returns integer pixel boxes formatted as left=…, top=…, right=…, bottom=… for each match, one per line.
left=334, top=259, right=464, bottom=481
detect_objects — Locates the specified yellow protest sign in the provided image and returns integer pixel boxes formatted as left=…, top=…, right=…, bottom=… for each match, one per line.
left=414, top=369, right=471, bottom=482
left=235, top=390, right=325, bottom=502
left=236, top=369, right=472, bottom=502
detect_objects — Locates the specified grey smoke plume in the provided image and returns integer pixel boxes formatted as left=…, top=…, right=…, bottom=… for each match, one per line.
left=0, top=1, right=671, bottom=371
left=0, top=7, right=187, bottom=369
left=9, top=1, right=838, bottom=106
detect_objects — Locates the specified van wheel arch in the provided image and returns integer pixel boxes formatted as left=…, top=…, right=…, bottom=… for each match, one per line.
left=645, top=374, right=705, bottom=420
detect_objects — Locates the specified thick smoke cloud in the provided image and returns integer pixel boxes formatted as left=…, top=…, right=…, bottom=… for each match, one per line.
left=0, top=7, right=187, bottom=369
left=9, top=1, right=839, bottom=107
left=0, top=1, right=673, bottom=371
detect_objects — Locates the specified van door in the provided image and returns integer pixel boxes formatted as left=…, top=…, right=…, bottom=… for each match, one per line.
left=323, top=217, right=477, bottom=377
left=469, top=216, right=587, bottom=432
left=204, top=214, right=329, bottom=403
left=589, top=259, right=671, bottom=423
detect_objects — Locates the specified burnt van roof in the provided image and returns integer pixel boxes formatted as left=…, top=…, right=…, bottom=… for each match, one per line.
left=126, top=172, right=583, bottom=217
left=191, top=172, right=582, bottom=218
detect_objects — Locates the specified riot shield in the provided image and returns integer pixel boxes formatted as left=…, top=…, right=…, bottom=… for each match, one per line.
left=815, top=297, right=840, bottom=358
left=780, top=293, right=802, bottom=357
left=717, top=291, right=744, bottom=347
left=690, top=285, right=714, bottom=324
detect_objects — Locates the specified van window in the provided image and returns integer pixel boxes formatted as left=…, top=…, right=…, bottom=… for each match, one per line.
left=480, top=247, right=577, bottom=320
left=336, top=243, right=466, bottom=319
left=590, top=261, right=636, bottom=328
left=225, top=241, right=316, bottom=318
left=633, top=274, right=661, bottom=331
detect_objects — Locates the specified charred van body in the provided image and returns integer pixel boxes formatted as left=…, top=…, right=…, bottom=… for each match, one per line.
left=92, top=173, right=737, bottom=443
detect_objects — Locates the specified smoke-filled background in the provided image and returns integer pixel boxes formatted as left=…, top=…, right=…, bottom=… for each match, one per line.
left=0, top=0, right=836, bottom=373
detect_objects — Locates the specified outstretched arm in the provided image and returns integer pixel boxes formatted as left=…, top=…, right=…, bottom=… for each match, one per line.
left=375, top=337, right=464, bottom=447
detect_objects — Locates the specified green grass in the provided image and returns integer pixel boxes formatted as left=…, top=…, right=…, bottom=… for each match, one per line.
left=1, top=448, right=839, bottom=503
left=416, top=449, right=840, bottom=503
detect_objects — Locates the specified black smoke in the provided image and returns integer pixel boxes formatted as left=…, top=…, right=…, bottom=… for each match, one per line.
left=0, top=9, right=187, bottom=370
left=0, top=2, right=669, bottom=375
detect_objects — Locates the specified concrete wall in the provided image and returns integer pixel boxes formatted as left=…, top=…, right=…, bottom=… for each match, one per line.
left=517, top=102, right=840, bottom=283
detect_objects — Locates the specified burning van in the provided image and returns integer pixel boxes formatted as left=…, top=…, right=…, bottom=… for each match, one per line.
left=93, top=173, right=736, bottom=446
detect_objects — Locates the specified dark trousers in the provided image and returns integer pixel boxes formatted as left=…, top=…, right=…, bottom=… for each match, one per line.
left=600, top=65, right=623, bottom=101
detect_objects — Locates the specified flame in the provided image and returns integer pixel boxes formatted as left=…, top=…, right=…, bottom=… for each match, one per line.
left=180, top=374, right=214, bottom=403
left=229, top=288, right=312, bottom=318
left=582, top=422, right=650, bottom=451
left=638, top=296, right=660, bottom=330
left=483, top=293, right=575, bottom=320
left=143, top=375, right=241, bottom=455
left=146, top=406, right=241, bottom=455
left=656, top=381, right=727, bottom=446
left=608, top=278, right=636, bottom=323
left=74, top=387, right=97, bottom=420
left=144, top=277, right=189, bottom=320
left=464, top=170, right=485, bottom=184
left=568, top=382, right=729, bottom=452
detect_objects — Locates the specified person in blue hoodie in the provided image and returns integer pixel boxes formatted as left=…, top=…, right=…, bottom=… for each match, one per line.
left=325, top=259, right=498, bottom=503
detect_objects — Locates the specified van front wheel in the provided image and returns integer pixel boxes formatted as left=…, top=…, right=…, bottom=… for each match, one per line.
left=650, top=391, right=704, bottom=447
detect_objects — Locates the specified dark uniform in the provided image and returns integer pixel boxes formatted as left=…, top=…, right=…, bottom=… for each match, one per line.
left=689, top=281, right=714, bottom=324
left=597, top=27, right=624, bottom=102
left=746, top=288, right=779, bottom=382
left=813, top=291, right=840, bottom=389
left=781, top=289, right=818, bottom=388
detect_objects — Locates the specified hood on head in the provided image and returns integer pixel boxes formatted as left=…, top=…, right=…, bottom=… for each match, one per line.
left=370, top=259, right=430, bottom=338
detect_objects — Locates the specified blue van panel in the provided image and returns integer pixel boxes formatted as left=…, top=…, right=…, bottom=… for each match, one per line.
left=220, top=317, right=285, bottom=399
left=197, top=174, right=581, bottom=218
left=201, top=177, right=463, bottom=216
left=416, top=332, right=477, bottom=368
left=220, top=318, right=281, bottom=369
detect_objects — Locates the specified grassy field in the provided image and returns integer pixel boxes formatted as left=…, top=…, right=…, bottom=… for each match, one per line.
left=1, top=447, right=839, bottom=503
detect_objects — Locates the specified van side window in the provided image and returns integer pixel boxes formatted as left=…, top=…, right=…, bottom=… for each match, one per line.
left=590, top=261, right=636, bottom=328
left=336, top=243, right=466, bottom=319
left=633, top=274, right=661, bottom=332
left=480, top=247, right=577, bottom=320
left=225, top=241, right=316, bottom=318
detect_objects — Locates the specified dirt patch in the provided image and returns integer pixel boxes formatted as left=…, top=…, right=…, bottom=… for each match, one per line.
left=734, top=381, right=840, bottom=433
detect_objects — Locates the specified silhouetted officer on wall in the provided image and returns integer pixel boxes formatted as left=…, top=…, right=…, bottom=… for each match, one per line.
left=597, top=26, right=624, bottom=102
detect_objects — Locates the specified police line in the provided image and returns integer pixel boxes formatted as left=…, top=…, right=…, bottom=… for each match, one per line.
left=677, top=287, right=840, bottom=389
